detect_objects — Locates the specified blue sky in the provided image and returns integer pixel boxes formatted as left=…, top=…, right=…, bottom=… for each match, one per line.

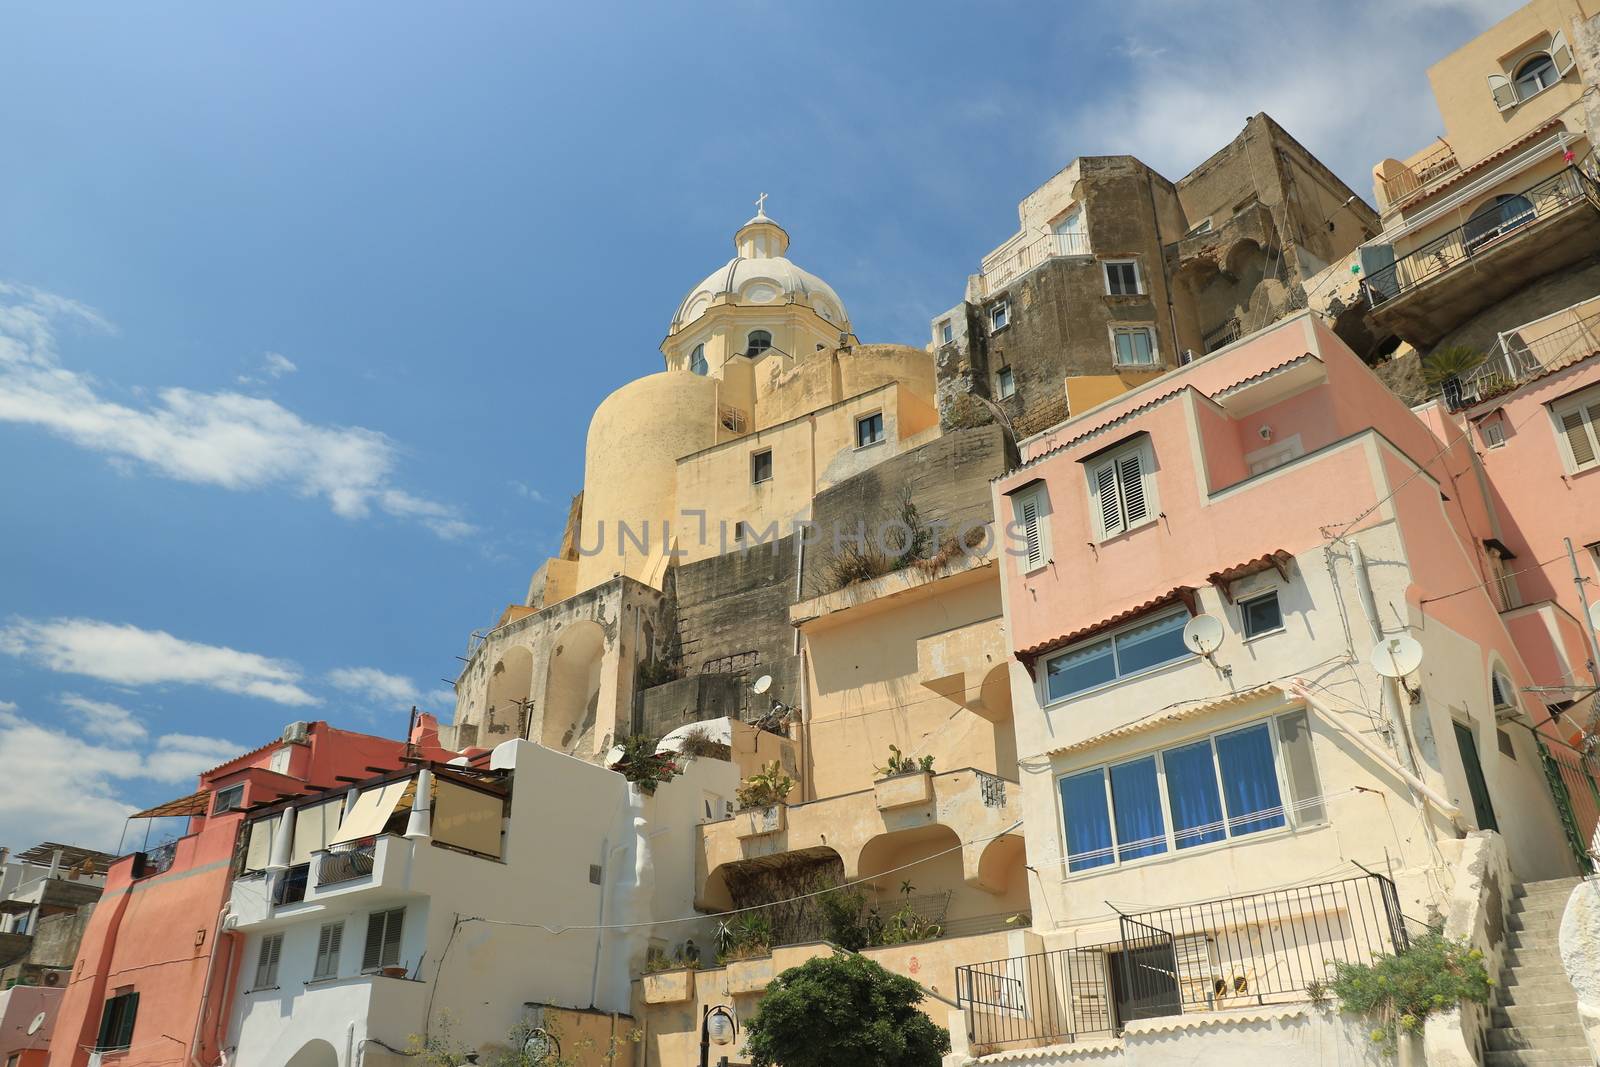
left=0, top=0, right=1515, bottom=850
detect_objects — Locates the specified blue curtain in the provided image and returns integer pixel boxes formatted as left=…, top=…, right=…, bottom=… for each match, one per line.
left=1110, top=757, right=1167, bottom=861
left=1060, top=769, right=1114, bottom=871
left=1215, top=724, right=1285, bottom=836
left=1163, top=740, right=1226, bottom=849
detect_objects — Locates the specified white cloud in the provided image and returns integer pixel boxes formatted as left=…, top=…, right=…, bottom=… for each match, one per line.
left=0, top=703, right=243, bottom=849
left=327, top=666, right=423, bottom=708
left=60, top=693, right=148, bottom=743
left=1, top=617, right=319, bottom=706
left=510, top=481, right=550, bottom=505
left=0, top=282, right=472, bottom=539
left=262, top=351, right=297, bottom=378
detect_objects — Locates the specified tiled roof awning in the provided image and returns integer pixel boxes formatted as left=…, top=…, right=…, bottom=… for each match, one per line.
left=1046, top=684, right=1288, bottom=758
left=1017, top=586, right=1199, bottom=665
left=1207, top=550, right=1294, bottom=604
left=129, top=792, right=212, bottom=819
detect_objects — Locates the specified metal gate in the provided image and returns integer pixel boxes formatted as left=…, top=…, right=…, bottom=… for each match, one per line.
left=1535, top=732, right=1600, bottom=874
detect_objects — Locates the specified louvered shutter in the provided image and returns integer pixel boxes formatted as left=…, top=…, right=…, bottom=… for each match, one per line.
left=362, top=912, right=385, bottom=971
left=1094, top=460, right=1122, bottom=537
left=1488, top=74, right=1516, bottom=112
left=381, top=909, right=404, bottom=968
left=1117, top=452, right=1148, bottom=526
left=114, top=993, right=138, bottom=1049
left=254, top=935, right=281, bottom=988
left=1561, top=409, right=1596, bottom=468
left=315, top=922, right=343, bottom=978
left=1020, top=498, right=1043, bottom=569
left=1553, top=30, right=1574, bottom=75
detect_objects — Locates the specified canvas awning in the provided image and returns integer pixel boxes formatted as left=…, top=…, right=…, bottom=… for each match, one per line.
left=130, top=792, right=212, bottom=819
left=244, top=818, right=277, bottom=873
left=290, top=798, right=346, bottom=866
left=433, top=780, right=504, bottom=858
left=329, top=780, right=412, bottom=846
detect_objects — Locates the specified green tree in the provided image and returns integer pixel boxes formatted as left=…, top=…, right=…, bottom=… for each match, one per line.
left=744, top=953, right=950, bottom=1067
left=1420, top=344, right=1485, bottom=386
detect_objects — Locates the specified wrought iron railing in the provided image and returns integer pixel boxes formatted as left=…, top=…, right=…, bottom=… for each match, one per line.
left=954, top=874, right=1407, bottom=1051
left=1363, top=167, right=1600, bottom=307
left=1444, top=295, right=1600, bottom=408
left=981, top=231, right=1093, bottom=294
left=1377, top=142, right=1460, bottom=211
left=316, top=841, right=377, bottom=886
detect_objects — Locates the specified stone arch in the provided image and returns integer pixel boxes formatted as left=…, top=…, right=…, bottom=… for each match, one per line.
left=486, top=646, right=534, bottom=738
left=971, top=833, right=1026, bottom=894
left=285, top=1039, right=340, bottom=1067
left=1224, top=237, right=1265, bottom=280
left=855, top=824, right=963, bottom=894
left=542, top=620, right=606, bottom=754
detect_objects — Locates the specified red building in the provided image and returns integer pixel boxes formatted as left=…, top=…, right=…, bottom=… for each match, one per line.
left=47, top=718, right=451, bottom=1067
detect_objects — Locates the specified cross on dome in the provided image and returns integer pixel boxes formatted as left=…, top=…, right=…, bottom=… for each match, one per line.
left=755, top=191, right=769, bottom=217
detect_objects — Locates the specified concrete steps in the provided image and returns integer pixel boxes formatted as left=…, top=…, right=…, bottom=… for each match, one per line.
left=1485, top=879, right=1588, bottom=1067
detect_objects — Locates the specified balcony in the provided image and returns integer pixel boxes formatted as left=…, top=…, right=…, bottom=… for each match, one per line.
left=1375, top=141, right=1461, bottom=212
left=953, top=874, right=1407, bottom=1052
left=1442, top=294, right=1600, bottom=408
left=316, top=840, right=378, bottom=886
left=979, top=231, right=1092, bottom=296
left=1362, top=166, right=1600, bottom=346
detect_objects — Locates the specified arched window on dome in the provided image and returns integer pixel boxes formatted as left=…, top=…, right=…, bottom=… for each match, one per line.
left=689, top=344, right=708, bottom=376
left=1513, top=52, right=1558, bottom=100
left=746, top=330, right=773, bottom=358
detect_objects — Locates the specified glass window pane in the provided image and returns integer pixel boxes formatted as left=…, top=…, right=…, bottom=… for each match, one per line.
left=1060, top=769, right=1114, bottom=872
left=1243, top=593, right=1282, bottom=637
left=1215, top=724, right=1285, bottom=836
left=1115, top=332, right=1134, bottom=363
left=1109, top=757, right=1167, bottom=861
left=1114, top=612, right=1190, bottom=676
left=1130, top=330, right=1153, bottom=363
left=1276, top=710, right=1325, bottom=825
left=1163, top=740, right=1226, bottom=848
left=1046, top=638, right=1116, bottom=701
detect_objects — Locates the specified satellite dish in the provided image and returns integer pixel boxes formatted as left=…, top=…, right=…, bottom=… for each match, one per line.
left=1588, top=601, right=1600, bottom=631
left=1183, top=614, right=1225, bottom=656
left=1370, top=635, right=1424, bottom=679
left=27, top=1012, right=46, bottom=1036
left=751, top=675, right=773, bottom=695
left=604, top=745, right=626, bottom=768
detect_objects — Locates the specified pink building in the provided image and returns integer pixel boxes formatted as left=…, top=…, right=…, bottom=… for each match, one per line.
left=47, top=719, right=451, bottom=1067
left=953, top=311, right=1581, bottom=1055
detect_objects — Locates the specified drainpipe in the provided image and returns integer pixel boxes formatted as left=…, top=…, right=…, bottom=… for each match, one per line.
left=189, top=903, right=233, bottom=1067
left=1349, top=541, right=1421, bottom=773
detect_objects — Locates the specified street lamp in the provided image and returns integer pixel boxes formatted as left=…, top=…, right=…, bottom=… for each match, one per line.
left=699, top=1004, right=737, bottom=1067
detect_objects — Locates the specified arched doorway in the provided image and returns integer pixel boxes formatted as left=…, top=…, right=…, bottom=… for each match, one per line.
left=285, top=1039, right=339, bottom=1067
left=1464, top=193, right=1535, bottom=252
left=542, top=620, right=606, bottom=754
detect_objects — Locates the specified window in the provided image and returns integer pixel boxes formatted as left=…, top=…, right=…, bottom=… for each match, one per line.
left=1043, top=608, right=1189, bottom=703
left=1453, top=720, right=1499, bottom=832
left=1463, top=193, right=1535, bottom=251
left=751, top=449, right=773, bottom=484
left=733, top=521, right=749, bottom=543
left=1184, top=218, right=1213, bottom=238
left=362, top=907, right=406, bottom=971
left=746, top=330, right=772, bottom=357
left=1481, top=418, right=1506, bottom=449
left=313, top=921, right=344, bottom=980
left=1240, top=591, right=1283, bottom=639
left=689, top=344, right=708, bottom=376
left=1111, top=326, right=1157, bottom=367
left=1552, top=388, right=1600, bottom=472
left=1012, top=487, right=1050, bottom=572
left=212, top=784, right=245, bottom=815
left=253, top=933, right=283, bottom=989
left=1204, top=320, right=1239, bottom=353
left=1497, top=727, right=1517, bottom=761
left=1514, top=52, right=1558, bottom=99
left=1057, top=711, right=1321, bottom=873
left=7, top=1053, right=19, bottom=1067
left=856, top=411, right=885, bottom=448
left=1087, top=439, right=1156, bottom=540
left=989, top=300, right=1010, bottom=331
left=996, top=366, right=1015, bottom=399
left=939, top=319, right=954, bottom=345
left=95, top=991, right=139, bottom=1052
left=269, top=746, right=292, bottom=775
left=1104, top=260, right=1142, bottom=296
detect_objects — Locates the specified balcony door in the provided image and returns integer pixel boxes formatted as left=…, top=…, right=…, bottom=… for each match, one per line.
left=1453, top=720, right=1499, bottom=832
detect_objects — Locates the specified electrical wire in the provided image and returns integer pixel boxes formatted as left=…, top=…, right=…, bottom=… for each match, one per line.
left=1417, top=552, right=1573, bottom=605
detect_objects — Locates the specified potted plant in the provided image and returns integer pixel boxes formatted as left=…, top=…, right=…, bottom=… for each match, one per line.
left=873, top=746, right=935, bottom=809
left=641, top=943, right=699, bottom=1003
left=734, top=762, right=794, bottom=838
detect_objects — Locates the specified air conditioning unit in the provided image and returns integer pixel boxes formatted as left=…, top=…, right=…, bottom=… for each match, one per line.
left=721, top=800, right=737, bottom=819
left=281, top=721, right=311, bottom=744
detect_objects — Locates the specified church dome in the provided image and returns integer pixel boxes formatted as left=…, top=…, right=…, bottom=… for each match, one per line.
left=670, top=205, right=850, bottom=335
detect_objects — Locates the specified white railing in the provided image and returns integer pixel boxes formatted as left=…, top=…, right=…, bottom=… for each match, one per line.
left=1448, top=295, right=1600, bottom=407
left=980, top=231, right=1092, bottom=294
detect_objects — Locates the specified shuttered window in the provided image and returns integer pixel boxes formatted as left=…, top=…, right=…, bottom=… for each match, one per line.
left=252, top=934, right=283, bottom=989
left=363, top=908, right=405, bottom=971
left=1088, top=442, right=1156, bottom=540
left=313, top=922, right=344, bottom=980
left=1553, top=392, right=1600, bottom=472
left=95, top=992, right=139, bottom=1052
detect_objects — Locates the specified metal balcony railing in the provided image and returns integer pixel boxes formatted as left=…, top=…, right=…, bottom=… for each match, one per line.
left=981, top=231, right=1092, bottom=294
left=954, top=874, right=1407, bottom=1051
left=1377, top=142, right=1461, bottom=211
left=1441, top=295, right=1600, bottom=409
left=1364, top=167, right=1600, bottom=307
left=316, top=841, right=377, bottom=887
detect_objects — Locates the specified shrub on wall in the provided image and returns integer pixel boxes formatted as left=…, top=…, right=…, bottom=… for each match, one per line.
left=1322, top=932, right=1491, bottom=1051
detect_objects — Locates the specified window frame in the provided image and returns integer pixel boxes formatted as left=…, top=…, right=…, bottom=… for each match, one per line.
left=1513, top=51, right=1559, bottom=100
left=1055, top=710, right=1319, bottom=878
left=95, top=991, right=140, bottom=1052
left=1103, top=259, right=1143, bottom=296
left=1011, top=485, right=1051, bottom=575
left=1480, top=417, right=1506, bottom=449
left=996, top=365, right=1015, bottom=400
left=362, top=907, right=406, bottom=972
left=212, top=783, right=245, bottom=815
left=939, top=319, right=954, bottom=345
left=1109, top=324, right=1158, bottom=368
left=750, top=448, right=773, bottom=484
left=689, top=343, right=708, bottom=376
left=745, top=330, right=773, bottom=357
left=312, top=921, right=344, bottom=981
left=252, top=932, right=284, bottom=990
left=1549, top=385, right=1600, bottom=473
left=1085, top=436, right=1159, bottom=542
left=989, top=299, right=1010, bottom=332
left=1239, top=589, right=1285, bottom=641
left=855, top=411, right=886, bottom=449
left=1040, top=605, right=1191, bottom=705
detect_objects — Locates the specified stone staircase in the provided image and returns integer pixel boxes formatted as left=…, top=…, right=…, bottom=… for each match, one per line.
left=1487, top=877, right=1591, bottom=1067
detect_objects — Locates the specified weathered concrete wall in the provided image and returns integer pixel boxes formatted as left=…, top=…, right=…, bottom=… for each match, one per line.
left=1560, top=877, right=1600, bottom=1064
left=636, top=672, right=747, bottom=739
left=1428, top=255, right=1600, bottom=358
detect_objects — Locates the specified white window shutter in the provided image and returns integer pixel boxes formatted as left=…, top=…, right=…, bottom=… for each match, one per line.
left=1019, top=498, right=1043, bottom=569
left=1117, top=452, right=1148, bottom=525
left=1552, top=30, right=1575, bottom=75
left=1094, top=461, right=1122, bottom=538
left=1562, top=409, right=1596, bottom=468
left=1489, top=73, right=1516, bottom=112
